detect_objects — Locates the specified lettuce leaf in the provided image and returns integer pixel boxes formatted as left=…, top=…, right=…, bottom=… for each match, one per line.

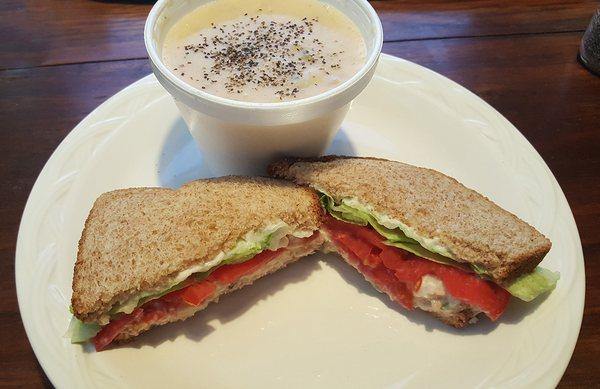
left=321, top=194, right=370, bottom=226
left=220, top=235, right=270, bottom=265
left=320, top=192, right=558, bottom=302
left=505, top=267, right=560, bottom=302
left=384, top=240, right=472, bottom=271
left=322, top=194, right=414, bottom=243
left=109, top=274, right=209, bottom=316
left=66, top=317, right=101, bottom=343
left=108, top=222, right=299, bottom=316
left=69, top=233, right=275, bottom=343
left=68, top=221, right=314, bottom=343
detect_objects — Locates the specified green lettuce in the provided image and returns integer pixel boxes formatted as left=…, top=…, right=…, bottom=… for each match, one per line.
left=322, top=194, right=466, bottom=268
left=505, top=267, right=560, bottom=302
left=110, top=232, right=276, bottom=314
left=108, top=225, right=285, bottom=316
left=70, top=221, right=307, bottom=343
left=320, top=192, right=558, bottom=301
left=67, top=317, right=101, bottom=343
left=109, top=273, right=209, bottom=316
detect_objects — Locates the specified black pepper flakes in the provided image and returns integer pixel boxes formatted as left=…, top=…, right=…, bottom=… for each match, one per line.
left=172, top=14, right=351, bottom=100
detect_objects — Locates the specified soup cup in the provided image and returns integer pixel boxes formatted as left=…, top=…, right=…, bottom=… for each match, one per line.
left=145, top=0, right=383, bottom=175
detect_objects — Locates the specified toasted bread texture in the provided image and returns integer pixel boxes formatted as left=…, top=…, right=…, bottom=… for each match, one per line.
left=269, top=156, right=551, bottom=284
left=72, top=177, right=323, bottom=323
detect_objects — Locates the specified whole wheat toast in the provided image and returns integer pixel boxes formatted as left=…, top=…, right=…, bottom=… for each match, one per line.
left=269, top=156, right=551, bottom=284
left=72, top=176, right=323, bottom=323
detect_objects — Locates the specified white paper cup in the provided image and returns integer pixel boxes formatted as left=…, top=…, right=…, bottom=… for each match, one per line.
left=145, top=0, right=383, bottom=175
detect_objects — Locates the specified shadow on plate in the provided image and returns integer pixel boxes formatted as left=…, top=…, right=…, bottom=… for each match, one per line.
left=157, top=120, right=357, bottom=187
left=114, top=255, right=323, bottom=350
left=325, top=126, right=357, bottom=156
left=157, top=117, right=210, bottom=188
left=321, top=253, right=551, bottom=335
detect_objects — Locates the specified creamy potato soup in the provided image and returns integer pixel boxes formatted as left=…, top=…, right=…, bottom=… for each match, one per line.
left=162, top=0, right=366, bottom=102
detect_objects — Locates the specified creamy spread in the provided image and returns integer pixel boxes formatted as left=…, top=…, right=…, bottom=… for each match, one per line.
left=413, top=275, right=464, bottom=314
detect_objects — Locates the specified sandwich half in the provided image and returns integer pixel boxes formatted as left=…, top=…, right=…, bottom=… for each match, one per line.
left=270, top=156, right=559, bottom=327
left=69, top=176, right=323, bottom=350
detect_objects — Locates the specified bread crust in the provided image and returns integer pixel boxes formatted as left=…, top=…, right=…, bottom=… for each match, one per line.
left=269, top=156, right=552, bottom=284
left=72, top=176, right=323, bottom=322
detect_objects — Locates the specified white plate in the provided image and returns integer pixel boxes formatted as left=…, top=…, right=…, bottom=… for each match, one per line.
left=16, top=54, right=584, bottom=388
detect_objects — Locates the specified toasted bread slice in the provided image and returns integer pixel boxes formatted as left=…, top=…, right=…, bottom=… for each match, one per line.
left=72, top=176, right=323, bottom=323
left=269, top=156, right=551, bottom=284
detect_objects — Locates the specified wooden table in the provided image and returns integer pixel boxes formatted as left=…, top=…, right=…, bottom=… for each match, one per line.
left=1, top=0, right=598, bottom=386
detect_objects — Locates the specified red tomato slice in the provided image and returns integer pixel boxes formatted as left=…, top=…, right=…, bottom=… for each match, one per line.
left=324, top=216, right=510, bottom=320
left=94, top=308, right=144, bottom=351
left=364, top=263, right=414, bottom=309
left=91, top=233, right=319, bottom=351
left=93, top=281, right=218, bottom=351
left=140, top=303, right=170, bottom=323
left=206, top=248, right=283, bottom=285
left=179, top=281, right=217, bottom=306
left=439, top=268, right=510, bottom=320
left=330, top=236, right=414, bottom=309
left=335, top=232, right=381, bottom=268
left=326, top=218, right=385, bottom=248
